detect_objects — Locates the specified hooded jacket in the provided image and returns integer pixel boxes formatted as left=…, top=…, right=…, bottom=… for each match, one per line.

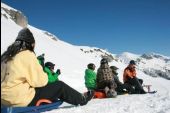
left=123, top=65, right=137, bottom=83
left=44, top=67, right=59, bottom=83
left=84, top=69, right=96, bottom=90
left=1, top=50, right=48, bottom=107
left=96, top=64, right=113, bottom=84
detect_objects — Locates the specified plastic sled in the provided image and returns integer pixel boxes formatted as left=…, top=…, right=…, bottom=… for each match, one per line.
left=1, top=99, right=63, bottom=113
left=93, top=91, right=106, bottom=99
left=143, top=85, right=152, bottom=92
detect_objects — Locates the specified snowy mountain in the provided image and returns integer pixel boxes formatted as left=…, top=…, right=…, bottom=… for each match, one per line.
left=117, top=52, right=170, bottom=80
left=1, top=2, right=170, bottom=113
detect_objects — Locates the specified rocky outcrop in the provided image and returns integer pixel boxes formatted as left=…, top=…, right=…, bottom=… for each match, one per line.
left=80, top=48, right=117, bottom=62
left=1, top=7, right=28, bottom=27
left=44, top=31, right=58, bottom=41
left=143, top=68, right=170, bottom=80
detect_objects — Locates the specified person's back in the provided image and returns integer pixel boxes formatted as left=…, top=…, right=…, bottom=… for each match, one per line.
left=84, top=63, right=96, bottom=90
left=1, top=50, right=48, bottom=107
left=96, top=58, right=117, bottom=98
left=97, top=64, right=113, bottom=83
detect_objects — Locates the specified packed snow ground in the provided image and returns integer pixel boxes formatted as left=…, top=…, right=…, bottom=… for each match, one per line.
left=1, top=3, right=170, bottom=113
left=44, top=71, right=170, bottom=113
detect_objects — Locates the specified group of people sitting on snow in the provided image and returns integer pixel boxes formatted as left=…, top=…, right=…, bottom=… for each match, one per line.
left=1, top=28, right=146, bottom=108
left=85, top=58, right=146, bottom=98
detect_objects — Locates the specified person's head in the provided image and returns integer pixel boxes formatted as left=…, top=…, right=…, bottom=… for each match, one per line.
left=87, top=63, right=95, bottom=70
left=128, top=60, right=136, bottom=70
left=100, top=58, right=108, bottom=65
left=110, top=66, right=119, bottom=75
left=129, top=60, right=136, bottom=65
left=129, top=60, right=136, bottom=67
left=110, top=66, right=119, bottom=71
left=45, top=62, right=55, bottom=71
left=1, top=28, right=35, bottom=63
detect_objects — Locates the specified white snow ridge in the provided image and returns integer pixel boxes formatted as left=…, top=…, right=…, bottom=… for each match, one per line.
left=1, top=2, right=170, bottom=113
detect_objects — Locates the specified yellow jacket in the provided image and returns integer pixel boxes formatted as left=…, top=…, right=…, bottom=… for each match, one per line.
left=1, top=50, right=48, bottom=107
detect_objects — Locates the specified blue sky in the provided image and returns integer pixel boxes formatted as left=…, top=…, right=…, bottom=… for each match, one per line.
left=2, top=0, right=170, bottom=56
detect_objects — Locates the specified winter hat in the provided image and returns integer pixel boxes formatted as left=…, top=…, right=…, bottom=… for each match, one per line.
left=129, top=60, right=136, bottom=65
left=110, top=66, right=119, bottom=70
left=16, top=28, right=35, bottom=44
left=45, top=62, right=55, bottom=69
left=87, top=63, right=95, bottom=70
left=100, top=58, right=108, bottom=64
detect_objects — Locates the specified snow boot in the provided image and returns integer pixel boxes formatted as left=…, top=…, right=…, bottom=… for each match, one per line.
left=80, top=90, right=94, bottom=105
left=106, top=89, right=117, bottom=98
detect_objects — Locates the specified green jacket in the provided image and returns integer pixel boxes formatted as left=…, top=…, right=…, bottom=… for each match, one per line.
left=84, top=69, right=97, bottom=90
left=44, top=67, right=59, bottom=83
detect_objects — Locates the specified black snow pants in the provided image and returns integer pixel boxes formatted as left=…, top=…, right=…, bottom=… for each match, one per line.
left=28, top=81, right=86, bottom=106
left=125, top=77, right=146, bottom=94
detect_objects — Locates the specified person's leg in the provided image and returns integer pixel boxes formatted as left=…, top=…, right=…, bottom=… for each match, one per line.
left=127, top=77, right=146, bottom=94
left=28, top=81, right=93, bottom=106
left=123, top=83, right=136, bottom=94
left=115, top=84, right=129, bottom=95
left=107, top=81, right=117, bottom=97
left=97, top=81, right=109, bottom=95
left=138, top=78, right=143, bottom=85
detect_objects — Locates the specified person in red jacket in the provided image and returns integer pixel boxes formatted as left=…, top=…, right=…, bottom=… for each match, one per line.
left=123, top=60, right=146, bottom=94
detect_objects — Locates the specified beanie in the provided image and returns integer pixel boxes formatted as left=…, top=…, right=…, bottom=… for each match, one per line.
left=100, top=58, right=108, bottom=64
left=129, top=60, right=136, bottom=65
left=16, top=28, right=35, bottom=44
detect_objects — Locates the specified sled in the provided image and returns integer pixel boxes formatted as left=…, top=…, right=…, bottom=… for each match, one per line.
left=93, top=91, right=106, bottom=99
left=143, top=85, right=152, bottom=92
left=1, top=99, right=63, bottom=113
left=143, top=85, right=157, bottom=94
left=147, top=90, right=157, bottom=94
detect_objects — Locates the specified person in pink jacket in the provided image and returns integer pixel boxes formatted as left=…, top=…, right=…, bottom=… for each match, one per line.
left=1, top=28, right=93, bottom=107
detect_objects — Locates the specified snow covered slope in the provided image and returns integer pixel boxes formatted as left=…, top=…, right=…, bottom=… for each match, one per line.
left=117, top=52, right=170, bottom=79
left=1, top=2, right=170, bottom=113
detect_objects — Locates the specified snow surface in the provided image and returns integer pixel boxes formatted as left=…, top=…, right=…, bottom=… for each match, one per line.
left=1, top=2, right=170, bottom=113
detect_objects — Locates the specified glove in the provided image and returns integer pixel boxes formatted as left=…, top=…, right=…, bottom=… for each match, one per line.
left=37, top=54, right=45, bottom=61
left=56, top=69, right=61, bottom=75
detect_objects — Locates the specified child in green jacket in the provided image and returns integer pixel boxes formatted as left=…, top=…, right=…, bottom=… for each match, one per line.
left=84, top=63, right=97, bottom=91
left=44, top=62, right=61, bottom=83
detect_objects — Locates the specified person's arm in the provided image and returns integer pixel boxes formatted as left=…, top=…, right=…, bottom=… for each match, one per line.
left=37, top=54, right=45, bottom=70
left=56, top=69, right=61, bottom=75
left=45, top=67, right=60, bottom=83
left=125, top=69, right=134, bottom=78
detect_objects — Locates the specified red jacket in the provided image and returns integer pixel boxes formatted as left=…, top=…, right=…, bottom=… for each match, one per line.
left=123, top=65, right=136, bottom=83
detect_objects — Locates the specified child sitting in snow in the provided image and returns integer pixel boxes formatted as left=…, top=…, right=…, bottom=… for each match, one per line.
left=84, top=63, right=97, bottom=91
left=44, top=62, right=61, bottom=84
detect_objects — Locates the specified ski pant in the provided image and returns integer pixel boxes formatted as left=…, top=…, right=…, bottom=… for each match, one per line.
left=97, top=80, right=117, bottom=96
left=28, top=81, right=85, bottom=106
left=115, top=83, right=133, bottom=94
left=125, top=77, right=145, bottom=94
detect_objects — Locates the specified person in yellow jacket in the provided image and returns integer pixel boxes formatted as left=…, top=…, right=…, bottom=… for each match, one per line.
left=1, top=28, right=94, bottom=107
